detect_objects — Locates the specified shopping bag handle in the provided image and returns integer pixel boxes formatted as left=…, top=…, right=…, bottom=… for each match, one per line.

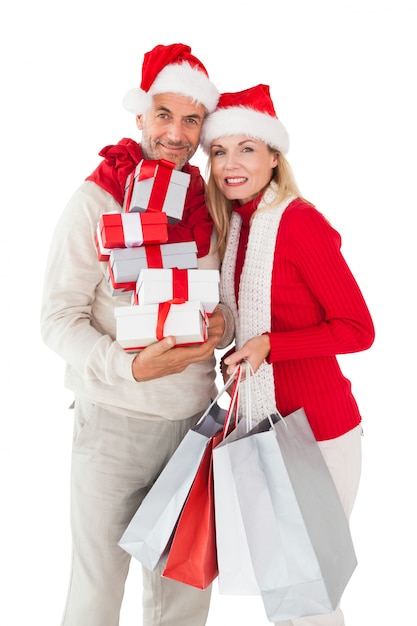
left=195, top=364, right=242, bottom=429
left=242, top=359, right=287, bottom=431
left=221, top=365, right=242, bottom=438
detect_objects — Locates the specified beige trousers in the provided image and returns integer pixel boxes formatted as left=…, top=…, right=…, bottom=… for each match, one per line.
left=274, top=424, right=363, bottom=626
left=61, top=398, right=212, bottom=626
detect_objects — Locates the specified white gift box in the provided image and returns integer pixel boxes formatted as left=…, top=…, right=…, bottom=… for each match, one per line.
left=105, top=266, right=134, bottom=296
left=123, top=159, right=191, bottom=223
left=114, top=301, right=208, bottom=352
left=109, top=241, right=198, bottom=286
left=135, top=268, right=219, bottom=314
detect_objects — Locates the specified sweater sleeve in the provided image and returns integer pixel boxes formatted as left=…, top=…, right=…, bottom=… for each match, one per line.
left=267, top=203, right=375, bottom=363
left=40, top=182, right=136, bottom=385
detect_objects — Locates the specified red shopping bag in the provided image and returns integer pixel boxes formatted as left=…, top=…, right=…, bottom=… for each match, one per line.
left=162, top=369, right=241, bottom=589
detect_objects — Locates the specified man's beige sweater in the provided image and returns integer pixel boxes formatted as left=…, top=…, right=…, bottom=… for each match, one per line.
left=40, top=181, right=229, bottom=421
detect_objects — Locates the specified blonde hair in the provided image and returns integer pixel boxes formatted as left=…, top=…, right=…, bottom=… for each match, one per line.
left=205, top=148, right=303, bottom=259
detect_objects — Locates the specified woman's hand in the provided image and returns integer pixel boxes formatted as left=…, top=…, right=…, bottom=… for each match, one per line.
left=223, top=335, right=271, bottom=378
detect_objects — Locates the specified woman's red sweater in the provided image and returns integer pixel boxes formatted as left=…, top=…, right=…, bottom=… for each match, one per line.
left=234, top=197, right=375, bottom=441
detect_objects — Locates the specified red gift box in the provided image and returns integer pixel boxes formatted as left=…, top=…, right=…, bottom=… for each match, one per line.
left=95, top=228, right=111, bottom=262
left=98, top=211, right=168, bottom=250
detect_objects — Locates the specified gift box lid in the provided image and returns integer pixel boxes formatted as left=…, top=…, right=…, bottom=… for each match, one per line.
left=109, top=241, right=199, bottom=284
left=98, top=211, right=168, bottom=248
left=114, top=300, right=204, bottom=318
left=136, top=268, right=219, bottom=313
left=110, top=241, right=198, bottom=262
left=124, top=160, right=191, bottom=191
left=136, top=268, right=219, bottom=287
left=99, top=211, right=168, bottom=227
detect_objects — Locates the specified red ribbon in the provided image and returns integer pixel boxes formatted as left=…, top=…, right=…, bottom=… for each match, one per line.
left=137, top=160, right=159, bottom=181
left=172, top=268, right=189, bottom=300
left=156, top=298, right=186, bottom=341
left=145, top=245, right=163, bottom=268
left=147, top=159, right=175, bottom=213
left=125, top=303, right=208, bottom=349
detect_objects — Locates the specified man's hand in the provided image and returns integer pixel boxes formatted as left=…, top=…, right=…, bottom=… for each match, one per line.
left=205, top=305, right=226, bottom=345
left=132, top=306, right=226, bottom=382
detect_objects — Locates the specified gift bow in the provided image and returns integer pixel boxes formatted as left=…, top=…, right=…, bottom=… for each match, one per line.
left=156, top=269, right=190, bottom=340
left=156, top=299, right=208, bottom=343
left=156, top=299, right=186, bottom=341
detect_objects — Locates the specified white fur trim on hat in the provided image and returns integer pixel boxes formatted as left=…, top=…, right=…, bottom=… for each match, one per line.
left=123, top=62, right=219, bottom=115
left=150, top=62, right=219, bottom=113
left=200, top=106, right=289, bottom=154
left=122, top=88, right=153, bottom=115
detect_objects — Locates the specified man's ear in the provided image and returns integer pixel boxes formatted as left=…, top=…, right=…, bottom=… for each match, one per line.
left=136, top=115, right=144, bottom=131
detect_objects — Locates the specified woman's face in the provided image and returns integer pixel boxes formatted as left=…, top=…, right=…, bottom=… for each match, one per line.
left=210, top=135, right=278, bottom=204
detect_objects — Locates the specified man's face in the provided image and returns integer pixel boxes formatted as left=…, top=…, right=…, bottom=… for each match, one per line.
left=137, top=93, right=206, bottom=170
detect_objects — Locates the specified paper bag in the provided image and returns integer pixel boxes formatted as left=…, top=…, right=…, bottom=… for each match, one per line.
left=118, top=369, right=241, bottom=571
left=161, top=371, right=241, bottom=589
left=214, top=407, right=357, bottom=622
left=161, top=428, right=223, bottom=589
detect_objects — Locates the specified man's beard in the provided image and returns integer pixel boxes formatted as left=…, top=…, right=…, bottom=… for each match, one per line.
left=140, top=131, right=196, bottom=170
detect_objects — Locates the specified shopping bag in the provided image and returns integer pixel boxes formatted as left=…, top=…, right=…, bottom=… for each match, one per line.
left=161, top=429, right=222, bottom=588
left=161, top=370, right=241, bottom=589
left=214, top=406, right=357, bottom=622
left=212, top=415, right=260, bottom=595
left=213, top=364, right=273, bottom=595
left=118, top=368, right=240, bottom=571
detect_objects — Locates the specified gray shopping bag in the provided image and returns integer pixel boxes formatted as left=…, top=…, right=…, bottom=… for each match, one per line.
left=118, top=368, right=241, bottom=571
left=214, top=407, right=357, bottom=622
left=118, top=402, right=227, bottom=570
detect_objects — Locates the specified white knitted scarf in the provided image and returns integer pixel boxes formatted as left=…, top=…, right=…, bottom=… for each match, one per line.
left=220, top=182, right=295, bottom=420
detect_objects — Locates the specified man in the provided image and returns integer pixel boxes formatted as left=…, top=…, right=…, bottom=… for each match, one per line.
left=40, top=43, right=232, bottom=626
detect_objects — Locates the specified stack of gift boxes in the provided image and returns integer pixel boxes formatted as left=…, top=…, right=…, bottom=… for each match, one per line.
left=94, top=158, right=219, bottom=352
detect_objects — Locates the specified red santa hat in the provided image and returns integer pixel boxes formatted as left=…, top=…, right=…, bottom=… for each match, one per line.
left=200, top=84, right=289, bottom=154
left=123, top=43, right=219, bottom=115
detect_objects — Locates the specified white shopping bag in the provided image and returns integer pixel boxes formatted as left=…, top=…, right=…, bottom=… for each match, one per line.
left=213, top=416, right=260, bottom=594
left=213, top=363, right=357, bottom=622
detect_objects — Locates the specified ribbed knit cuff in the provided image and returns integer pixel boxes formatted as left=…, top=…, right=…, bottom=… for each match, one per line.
left=216, top=303, right=235, bottom=349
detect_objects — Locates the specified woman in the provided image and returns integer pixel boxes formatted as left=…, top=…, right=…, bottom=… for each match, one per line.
left=200, top=84, right=375, bottom=625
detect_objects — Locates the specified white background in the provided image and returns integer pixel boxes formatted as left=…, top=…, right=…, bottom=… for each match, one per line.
left=1, top=1, right=416, bottom=624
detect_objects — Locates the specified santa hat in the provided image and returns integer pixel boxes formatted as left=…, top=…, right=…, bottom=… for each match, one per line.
left=123, top=43, right=219, bottom=115
left=200, top=84, right=289, bottom=154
